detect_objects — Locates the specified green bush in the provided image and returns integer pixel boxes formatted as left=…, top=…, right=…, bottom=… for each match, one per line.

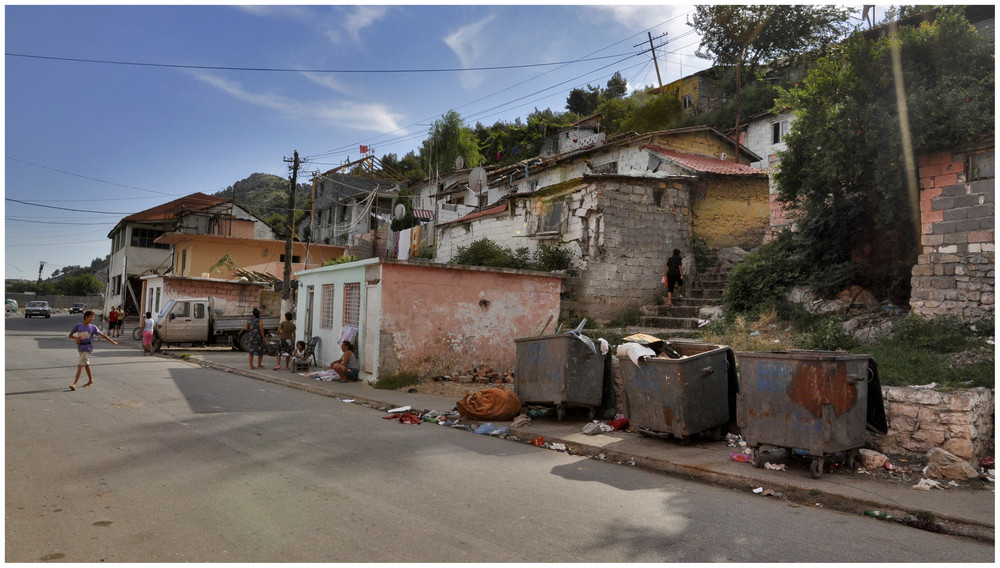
left=608, top=306, right=642, bottom=327
left=798, top=317, right=856, bottom=351
left=324, top=255, right=360, bottom=266
left=452, top=238, right=574, bottom=272
left=723, top=232, right=803, bottom=315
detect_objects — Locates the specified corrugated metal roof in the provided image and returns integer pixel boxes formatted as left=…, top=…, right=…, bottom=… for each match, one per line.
left=413, top=209, right=434, bottom=220
left=122, top=192, right=229, bottom=223
left=640, top=145, right=767, bottom=176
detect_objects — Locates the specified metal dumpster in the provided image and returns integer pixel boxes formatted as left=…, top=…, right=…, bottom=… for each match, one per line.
left=515, top=332, right=605, bottom=421
left=736, top=350, right=878, bottom=478
left=620, top=341, right=734, bottom=442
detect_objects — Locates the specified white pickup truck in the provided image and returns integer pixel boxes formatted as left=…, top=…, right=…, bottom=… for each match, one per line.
left=151, top=297, right=280, bottom=352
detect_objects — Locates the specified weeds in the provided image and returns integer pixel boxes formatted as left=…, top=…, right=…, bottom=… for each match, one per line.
left=373, top=371, right=422, bottom=390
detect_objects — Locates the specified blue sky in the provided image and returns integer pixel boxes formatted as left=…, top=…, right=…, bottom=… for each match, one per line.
left=3, top=4, right=880, bottom=281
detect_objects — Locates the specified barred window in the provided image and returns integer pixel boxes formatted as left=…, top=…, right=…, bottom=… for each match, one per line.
left=343, top=283, right=361, bottom=327
left=320, top=284, right=335, bottom=329
left=131, top=227, right=169, bottom=249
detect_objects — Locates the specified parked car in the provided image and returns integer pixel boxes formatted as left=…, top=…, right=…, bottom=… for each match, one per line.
left=5, top=299, right=17, bottom=314
left=24, top=300, right=52, bottom=318
left=70, top=302, right=87, bottom=314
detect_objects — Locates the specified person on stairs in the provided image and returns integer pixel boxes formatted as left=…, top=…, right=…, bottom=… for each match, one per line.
left=664, top=248, right=684, bottom=307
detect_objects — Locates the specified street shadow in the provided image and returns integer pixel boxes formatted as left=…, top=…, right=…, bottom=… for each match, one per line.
left=5, top=387, right=72, bottom=396
left=549, top=460, right=665, bottom=491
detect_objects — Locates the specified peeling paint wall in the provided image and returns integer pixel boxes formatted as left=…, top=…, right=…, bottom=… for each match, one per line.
left=378, top=262, right=561, bottom=377
left=689, top=174, right=770, bottom=249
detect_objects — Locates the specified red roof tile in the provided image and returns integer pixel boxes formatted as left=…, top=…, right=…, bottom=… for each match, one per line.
left=640, top=145, right=767, bottom=176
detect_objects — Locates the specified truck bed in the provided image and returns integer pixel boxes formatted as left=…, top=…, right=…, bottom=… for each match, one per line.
left=213, top=316, right=281, bottom=333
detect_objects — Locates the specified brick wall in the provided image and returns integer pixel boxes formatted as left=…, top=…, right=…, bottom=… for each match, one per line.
left=161, top=276, right=266, bottom=316
left=910, top=145, right=995, bottom=320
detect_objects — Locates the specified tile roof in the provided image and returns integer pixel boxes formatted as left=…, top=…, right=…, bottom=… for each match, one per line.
left=640, top=145, right=767, bottom=176
left=123, top=192, right=229, bottom=223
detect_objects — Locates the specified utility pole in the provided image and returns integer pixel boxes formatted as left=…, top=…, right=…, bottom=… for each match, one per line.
left=635, top=32, right=668, bottom=89
left=282, top=151, right=301, bottom=314
left=34, top=261, right=45, bottom=299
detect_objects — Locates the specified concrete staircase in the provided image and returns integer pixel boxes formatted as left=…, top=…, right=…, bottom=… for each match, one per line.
left=638, top=265, right=730, bottom=333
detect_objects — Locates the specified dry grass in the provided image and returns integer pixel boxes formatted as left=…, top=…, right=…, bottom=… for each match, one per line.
left=699, top=308, right=799, bottom=352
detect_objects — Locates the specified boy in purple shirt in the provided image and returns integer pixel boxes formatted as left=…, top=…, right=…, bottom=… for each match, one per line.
left=69, top=310, right=118, bottom=390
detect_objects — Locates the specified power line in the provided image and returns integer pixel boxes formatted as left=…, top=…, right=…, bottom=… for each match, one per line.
left=5, top=157, right=176, bottom=196
left=6, top=51, right=637, bottom=75
left=5, top=197, right=134, bottom=214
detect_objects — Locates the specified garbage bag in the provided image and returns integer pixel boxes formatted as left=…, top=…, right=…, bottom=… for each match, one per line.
left=456, top=388, right=522, bottom=421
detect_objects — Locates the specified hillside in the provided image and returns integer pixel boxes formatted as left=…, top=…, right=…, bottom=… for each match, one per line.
left=215, top=172, right=312, bottom=235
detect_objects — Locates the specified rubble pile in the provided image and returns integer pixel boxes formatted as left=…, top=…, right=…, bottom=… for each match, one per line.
left=434, top=365, right=514, bottom=385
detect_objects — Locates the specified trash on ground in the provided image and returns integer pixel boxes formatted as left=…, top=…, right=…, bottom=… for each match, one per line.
left=527, top=408, right=549, bottom=418
left=758, top=488, right=782, bottom=497
left=979, top=457, right=994, bottom=472
left=383, top=412, right=421, bottom=425
left=764, top=462, right=787, bottom=471
left=606, top=415, right=630, bottom=431
left=475, top=423, right=499, bottom=435
left=864, top=510, right=890, bottom=519
left=884, top=461, right=898, bottom=472
left=923, top=447, right=980, bottom=480
left=752, top=487, right=763, bottom=494
left=749, top=330, right=760, bottom=336
left=511, top=413, right=532, bottom=428
left=388, top=405, right=411, bottom=414
left=456, top=388, right=522, bottom=420
left=341, top=399, right=355, bottom=403
left=724, top=433, right=745, bottom=447
left=729, top=452, right=751, bottom=463
left=530, top=436, right=545, bottom=446
left=549, top=443, right=567, bottom=452
left=913, top=478, right=945, bottom=490
left=581, top=421, right=615, bottom=435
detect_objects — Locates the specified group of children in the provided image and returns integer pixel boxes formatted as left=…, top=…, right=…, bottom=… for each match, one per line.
left=68, top=308, right=359, bottom=391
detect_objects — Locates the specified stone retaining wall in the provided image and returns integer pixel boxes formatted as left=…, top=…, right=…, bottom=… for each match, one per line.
left=872, top=386, right=994, bottom=459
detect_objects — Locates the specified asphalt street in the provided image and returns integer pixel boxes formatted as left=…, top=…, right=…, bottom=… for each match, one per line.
left=5, top=314, right=994, bottom=562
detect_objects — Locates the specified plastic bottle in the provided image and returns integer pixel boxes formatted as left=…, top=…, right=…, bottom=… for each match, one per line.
left=728, top=452, right=751, bottom=462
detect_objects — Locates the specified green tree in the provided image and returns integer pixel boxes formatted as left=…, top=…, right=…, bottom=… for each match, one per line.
left=420, top=110, right=482, bottom=175
left=604, top=71, right=629, bottom=99
left=566, top=85, right=601, bottom=116
left=617, top=89, right=683, bottom=134
left=773, top=8, right=994, bottom=302
left=690, top=5, right=854, bottom=83
left=55, top=274, right=103, bottom=295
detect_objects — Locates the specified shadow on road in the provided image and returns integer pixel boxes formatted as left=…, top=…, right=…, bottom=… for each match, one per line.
left=5, top=387, right=72, bottom=396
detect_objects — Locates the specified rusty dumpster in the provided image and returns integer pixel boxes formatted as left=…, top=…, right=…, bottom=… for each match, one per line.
left=515, top=333, right=605, bottom=421
left=735, top=350, right=882, bottom=478
left=619, top=341, right=735, bottom=442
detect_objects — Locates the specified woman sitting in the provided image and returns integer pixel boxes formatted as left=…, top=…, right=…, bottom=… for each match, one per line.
left=328, top=340, right=359, bottom=381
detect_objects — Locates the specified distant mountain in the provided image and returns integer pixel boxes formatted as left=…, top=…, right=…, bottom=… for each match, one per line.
left=215, top=173, right=312, bottom=236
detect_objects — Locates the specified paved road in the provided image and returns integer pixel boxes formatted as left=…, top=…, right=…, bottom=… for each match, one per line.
left=5, top=315, right=994, bottom=562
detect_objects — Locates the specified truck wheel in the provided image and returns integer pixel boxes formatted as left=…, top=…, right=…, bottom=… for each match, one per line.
left=237, top=331, right=251, bottom=352
left=151, top=337, right=163, bottom=353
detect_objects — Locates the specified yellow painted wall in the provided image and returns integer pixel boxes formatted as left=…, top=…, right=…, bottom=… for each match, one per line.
left=175, top=238, right=342, bottom=278
left=690, top=175, right=770, bottom=248
left=651, top=131, right=748, bottom=164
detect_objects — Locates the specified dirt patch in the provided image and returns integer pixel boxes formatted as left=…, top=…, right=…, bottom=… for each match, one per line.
left=397, top=378, right=514, bottom=400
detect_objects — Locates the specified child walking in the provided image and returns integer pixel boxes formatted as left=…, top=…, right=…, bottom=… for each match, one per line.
left=69, top=310, right=118, bottom=390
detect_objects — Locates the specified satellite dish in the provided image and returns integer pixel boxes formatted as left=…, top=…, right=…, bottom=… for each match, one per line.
left=454, top=155, right=464, bottom=170
left=393, top=204, right=406, bottom=219
left=469, top=167, right=487, bottom=193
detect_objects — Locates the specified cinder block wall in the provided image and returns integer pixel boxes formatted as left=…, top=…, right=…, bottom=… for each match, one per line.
left=910, top=145, right=995, bottom=320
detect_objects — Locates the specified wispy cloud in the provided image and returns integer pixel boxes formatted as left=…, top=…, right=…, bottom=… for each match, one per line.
left=300, top=72, right=353, bottom=97
left=326, top=5, right=389, bottom=45
left=443, top=14, right=495, bottom=91
left=191, top=72, right=402, bottom=133
left=591, top=5, right=689, bottom=31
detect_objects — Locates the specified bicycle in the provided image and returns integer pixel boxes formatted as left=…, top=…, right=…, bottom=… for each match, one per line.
left=132, top=325, right=142, bottom=341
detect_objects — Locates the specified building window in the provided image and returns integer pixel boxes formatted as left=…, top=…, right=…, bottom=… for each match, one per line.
left=131, top=227, right=169, bottom=249
left=343, top=283, right=360, bottom=328
left=772, top=120, right=790, bottom=144
left=279, top=254, right=301, bottom=263
left=968, top=150, right=995, bottom=181
left=682, top=94, right=692, bottom=109
left=320, top=284, right=335, bottom=329
left=538, top=201, right=563, bottom=234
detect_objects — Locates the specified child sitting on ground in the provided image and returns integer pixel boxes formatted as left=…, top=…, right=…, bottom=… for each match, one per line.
left=292, top=340, right=311, bottom=372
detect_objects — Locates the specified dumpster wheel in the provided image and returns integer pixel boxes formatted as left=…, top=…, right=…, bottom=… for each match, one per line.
left=846, top=450, right=857, bottom=470
left=750, top=447, right=764, bottom=468
left=810, top=457, right=824, bottom=479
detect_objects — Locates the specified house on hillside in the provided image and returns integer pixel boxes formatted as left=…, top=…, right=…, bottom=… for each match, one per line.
left=104, top=192, right=276, bottom=318
left=434, top=125, right=768, bottom=321
left=743, top=110, right=797, bottom=238
left=294, top=258, right=561, bottom=381
left=303, top=168, right=401, bottom=259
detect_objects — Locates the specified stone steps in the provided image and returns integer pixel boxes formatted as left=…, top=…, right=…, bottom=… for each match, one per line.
left=638, top=262, right=730, bottom=331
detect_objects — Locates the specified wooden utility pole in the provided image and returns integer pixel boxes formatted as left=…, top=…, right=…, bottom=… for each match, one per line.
left=635, top=32, right=668, bottom=90
left=34, top=261, right=45, bottom=299
left=282, top=151, right=301, bottom=308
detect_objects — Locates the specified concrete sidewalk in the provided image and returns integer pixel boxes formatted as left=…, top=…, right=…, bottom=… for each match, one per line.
left=137, top=342, right=995, bottom=542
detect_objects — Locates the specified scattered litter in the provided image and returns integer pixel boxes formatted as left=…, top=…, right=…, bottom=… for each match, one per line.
left=749, top=330, right=760, bottom=336
left=979, top=457, right=994, bottom=472
left=773, top=339, right=781, bottom=343
left=697, top=319, right=710, bottom=328
left=549, top=443, right=567, bottom=452
left=531, top=436, right=545, bottom=446
left=511, top=413, right=532, bottom=428
left=616, top=342, right=657, bottom=366
left=527, top=408, right=550, bottom=418
left=475, top=423, right=499, bottom=435
left=729, top=452, right=751, bottom=463
left=596, top=453, right=606, bottom=460
left=342, top=399, right=355, bottom=403
left=606, top=415, right=630, bottom=431
left=759, top=488, right=783, bottom=497
left=724, top=433, right=744, bottom=447
left=388, top=405, right=411, bottom=414
left=581, top=421, right=614, bottom=435
left=948, top=481, right=959, bottom=487
left=764, top=462, right=787, bottom=471
left=864, top=510, right=889, bottom=519
left=913, top=478, right=945, bottom=491
left=596, top=338, right=610, bottom=356
left=752, top=487, right=763, bottom=494
left=911, top=382, right=937, bottom=390
left=884, top=461, right=898, bottom=472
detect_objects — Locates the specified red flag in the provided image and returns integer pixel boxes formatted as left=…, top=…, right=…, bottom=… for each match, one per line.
left=360, top=145, right=368, bottom=154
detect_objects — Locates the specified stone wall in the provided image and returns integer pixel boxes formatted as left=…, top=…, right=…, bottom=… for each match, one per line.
left=910, top=144, right=995, bottom=319
left=689, top=174, right=770, bottom=249
left=874, top=386, right=994, bottom=459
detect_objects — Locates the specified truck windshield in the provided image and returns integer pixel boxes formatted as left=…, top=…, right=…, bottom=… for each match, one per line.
left=157, top=301, right=173, bottom=321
